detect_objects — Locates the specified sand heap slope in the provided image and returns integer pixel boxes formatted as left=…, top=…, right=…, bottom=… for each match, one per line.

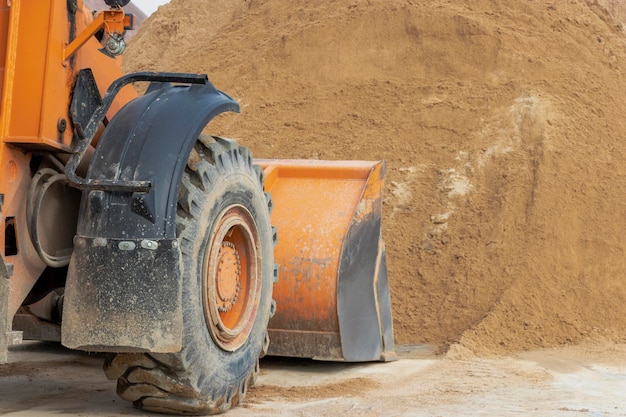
left=124, top=0, right=626, bottom=354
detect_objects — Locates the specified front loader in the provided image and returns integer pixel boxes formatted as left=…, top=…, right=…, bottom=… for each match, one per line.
left=0, top=0, right=396, bottom=414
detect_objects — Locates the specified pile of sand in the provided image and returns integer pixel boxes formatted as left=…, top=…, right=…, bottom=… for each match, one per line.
left=124, top=0, right=626, bottom=354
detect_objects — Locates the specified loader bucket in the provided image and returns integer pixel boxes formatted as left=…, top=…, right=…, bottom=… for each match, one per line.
left=256, top=159, right=396, bottom=362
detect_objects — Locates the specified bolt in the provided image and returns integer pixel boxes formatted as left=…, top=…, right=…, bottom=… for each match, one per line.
left=57, top=118, right=67, bottom=133
left=118, top=241, right=136, bottom=251
left=141, top=240, right=158, bottom=250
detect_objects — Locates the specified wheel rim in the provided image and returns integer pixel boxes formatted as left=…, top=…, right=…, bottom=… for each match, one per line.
left=203, top=205, right=261, bottom=351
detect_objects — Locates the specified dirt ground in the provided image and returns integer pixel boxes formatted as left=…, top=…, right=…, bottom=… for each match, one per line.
left=1, top=341, right=626, bottom=416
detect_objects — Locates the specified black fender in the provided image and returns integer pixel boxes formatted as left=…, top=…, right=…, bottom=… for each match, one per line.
left=80, top=73, right=240, bottom=239
left=62, top=73, right=239, bottom=352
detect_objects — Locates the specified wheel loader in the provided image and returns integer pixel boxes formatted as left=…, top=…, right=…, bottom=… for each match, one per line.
left=0, top=0, right=395, bottom=414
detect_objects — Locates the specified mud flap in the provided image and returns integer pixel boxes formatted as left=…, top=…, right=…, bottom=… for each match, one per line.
left=62, top=237, right=182, bottom=352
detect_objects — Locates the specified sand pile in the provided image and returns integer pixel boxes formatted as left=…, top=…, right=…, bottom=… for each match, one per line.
left=124, top=0, right=626, bottom=354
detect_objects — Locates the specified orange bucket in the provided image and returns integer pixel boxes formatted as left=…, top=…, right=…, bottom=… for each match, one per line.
left=257, top=159, right=396, bottom=362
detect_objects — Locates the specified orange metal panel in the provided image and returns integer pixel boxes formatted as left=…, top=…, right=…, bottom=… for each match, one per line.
left=38, top=0, right=74, bottom=149
left=1, top=0, right=73, bottom=150
left=257, top=160, right=379, bottom=335
left=0, top=0, right=132, bottom=151
left=0, top=1, right=9, bottom=104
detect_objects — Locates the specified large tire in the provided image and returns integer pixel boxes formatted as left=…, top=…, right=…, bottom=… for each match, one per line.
left=104, top=136, right=276, bottom=415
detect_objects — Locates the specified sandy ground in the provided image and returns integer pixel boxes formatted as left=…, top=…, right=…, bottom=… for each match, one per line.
left=1, top=342, right=625, bottom=416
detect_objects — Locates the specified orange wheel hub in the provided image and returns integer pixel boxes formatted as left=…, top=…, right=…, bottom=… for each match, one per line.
left=203, top=205, right=261, bottom=351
